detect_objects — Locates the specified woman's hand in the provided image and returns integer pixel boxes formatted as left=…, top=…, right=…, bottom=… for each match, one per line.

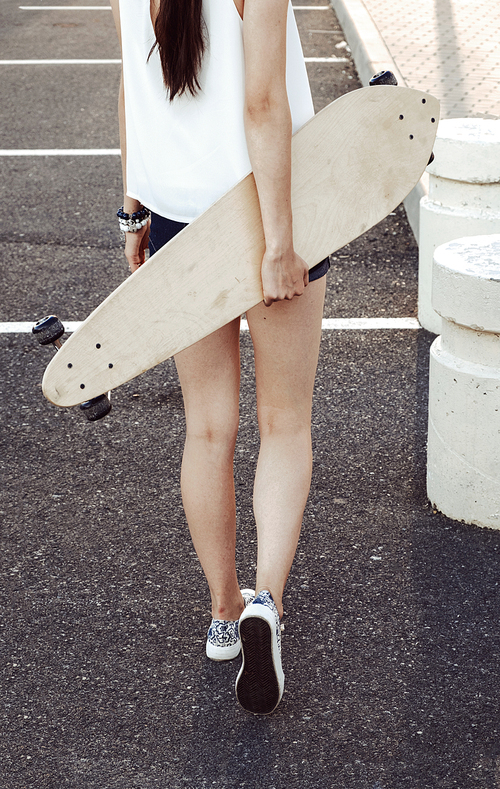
left=124, top=220, right=151, bottom=272
left=261, top=247, right=309, bottom=306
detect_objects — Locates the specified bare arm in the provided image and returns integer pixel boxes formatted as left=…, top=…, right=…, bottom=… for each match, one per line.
left=110, top=0, right=150, bottom=271
left=242, top=0, right=308, bottom=305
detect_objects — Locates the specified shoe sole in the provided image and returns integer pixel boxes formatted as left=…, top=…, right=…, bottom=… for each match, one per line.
left=206, top=640, right=241, bottom=661
left=236, top=615, right=281, bottom=715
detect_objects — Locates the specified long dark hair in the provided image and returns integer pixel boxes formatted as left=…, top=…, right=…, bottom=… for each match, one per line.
left=150, top=0, right=206, bottom=101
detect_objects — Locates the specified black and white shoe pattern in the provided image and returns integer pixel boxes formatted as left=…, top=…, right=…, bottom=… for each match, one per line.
left=235, top=590, right=284, bottom=715
left=206, top=589, right=255, bottom=661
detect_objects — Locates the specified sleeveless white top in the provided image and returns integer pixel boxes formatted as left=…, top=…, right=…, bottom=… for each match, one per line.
left=119, top=0, right=314, bottom=222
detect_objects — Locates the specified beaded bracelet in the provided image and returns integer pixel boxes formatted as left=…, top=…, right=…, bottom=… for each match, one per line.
left=117, top=205, right=151, bottom=233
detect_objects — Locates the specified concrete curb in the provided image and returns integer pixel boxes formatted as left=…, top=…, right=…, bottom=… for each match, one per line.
left=331, top=0, right=427, bottom=241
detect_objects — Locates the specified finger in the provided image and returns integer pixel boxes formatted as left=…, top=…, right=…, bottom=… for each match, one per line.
left=290, top=283, right=305, bottom=299
left=125, top=244, right=144, bottom=267
left=126, top=253, right=143, bottom=271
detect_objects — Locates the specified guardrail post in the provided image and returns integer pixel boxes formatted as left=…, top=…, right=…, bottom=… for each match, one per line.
left=419, top=119, right=500, bottom=334
left=427, top=234, right=500, bottom=529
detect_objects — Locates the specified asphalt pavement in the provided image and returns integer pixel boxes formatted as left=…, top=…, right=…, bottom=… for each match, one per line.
left=1, top=2, right=500, bottom=788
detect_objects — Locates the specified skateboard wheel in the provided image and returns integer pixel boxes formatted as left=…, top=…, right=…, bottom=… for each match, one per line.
left=80, top=394, right=112, bottom=422
left=369, top=70, right=398, bottom=86
left=32, top=315, right=65, bottom=345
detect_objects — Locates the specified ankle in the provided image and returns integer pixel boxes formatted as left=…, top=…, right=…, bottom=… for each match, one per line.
left=211, top=591, right=245, bottom=621
left=255, top=587, right=283, bottom=619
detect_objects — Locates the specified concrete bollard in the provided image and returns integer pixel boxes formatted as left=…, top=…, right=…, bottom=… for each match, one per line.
left=427, top=234, right=500, bottom=530
left=419, top=119, right=500, bottom=334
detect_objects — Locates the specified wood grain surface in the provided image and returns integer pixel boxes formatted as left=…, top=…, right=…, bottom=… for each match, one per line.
left=42, top=85, right=439, bottom=406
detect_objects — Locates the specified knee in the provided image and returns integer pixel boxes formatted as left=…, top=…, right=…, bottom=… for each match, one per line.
left=186, top=408, right=239, bottom=454
left=257, top=404, right=311, bottom=440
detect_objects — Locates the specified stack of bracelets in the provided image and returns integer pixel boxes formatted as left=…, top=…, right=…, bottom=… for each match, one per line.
left=117, top=205, right=151, bottom=234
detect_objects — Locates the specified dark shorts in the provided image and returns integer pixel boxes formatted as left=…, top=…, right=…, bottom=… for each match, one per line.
left=148, top=211, right=330, bottom=282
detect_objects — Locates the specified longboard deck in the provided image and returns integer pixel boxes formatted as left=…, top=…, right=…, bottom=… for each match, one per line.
left=43, top=85, right=439, bottom=407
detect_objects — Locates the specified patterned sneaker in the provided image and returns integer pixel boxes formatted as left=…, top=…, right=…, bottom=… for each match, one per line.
left=206, top=589, right=255, bottom=661
left=235, top=590, right=284, bottom=715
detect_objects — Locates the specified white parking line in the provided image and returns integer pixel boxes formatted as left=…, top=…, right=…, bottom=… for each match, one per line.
left=1, top=58, right=341, bottom=65
left=304, top=57, right=348, bottom=63
left=19, top=5, right=111, bottom=9
left=2, top=322, right=84, bottom=334
left=0, top=59, right=121, bottom=65
left=19, top=3, right=330, bottom=7
left=1, top=318, right=420, bottom=334
left=0, top=149, right=120, bottom=155
left=321, top=318, right=420, bottom=330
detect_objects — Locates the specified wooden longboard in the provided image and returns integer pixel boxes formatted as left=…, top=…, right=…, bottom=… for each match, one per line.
left=42, top=85, right=439, bottom=407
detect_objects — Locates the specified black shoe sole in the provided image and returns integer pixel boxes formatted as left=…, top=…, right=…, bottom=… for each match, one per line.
left=236, top=615, right=280, bottom=715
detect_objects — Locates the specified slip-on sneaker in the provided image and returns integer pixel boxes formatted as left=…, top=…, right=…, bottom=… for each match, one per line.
left=235, top=590, right=284, bottom=714
left=206, top=588, right=255, bottom=661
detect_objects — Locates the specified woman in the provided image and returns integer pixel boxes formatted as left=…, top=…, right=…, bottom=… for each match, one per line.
left=110, top=0, right=328, bottom=715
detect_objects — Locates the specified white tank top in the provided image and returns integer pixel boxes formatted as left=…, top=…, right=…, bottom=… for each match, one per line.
left=119, top=0, right=315, bottom=222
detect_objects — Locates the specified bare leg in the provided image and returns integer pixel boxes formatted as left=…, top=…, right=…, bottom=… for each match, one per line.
left=174, top=318, right=245, bottom=621
left=246, top=277, right=326, bottom=617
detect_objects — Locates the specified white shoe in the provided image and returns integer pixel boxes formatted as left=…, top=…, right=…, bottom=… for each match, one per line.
left=205, top=589, right=255, bottom=661
left=235, top=590, right=284, bottom=714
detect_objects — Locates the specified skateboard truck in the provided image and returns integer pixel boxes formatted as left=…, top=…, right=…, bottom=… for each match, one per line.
left=32, top=316, right=112, bottom=421
left=369, top=70, right=398, bottom=86
left=369, top=70, right=435, bottom=164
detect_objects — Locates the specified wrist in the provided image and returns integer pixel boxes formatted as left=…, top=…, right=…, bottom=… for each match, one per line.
left=123, top=197, right=143, bottom=214
left=264, top=236, right=294, bottom=260
left=262, top=214, right=294, bottom=257
left=117, top=204, right=150, bottom=234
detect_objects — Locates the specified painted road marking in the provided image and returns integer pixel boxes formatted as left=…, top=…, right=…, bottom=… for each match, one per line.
left=304, top=57, right=348, bottom=63
left=19, top=4, right=331, bottom=8
left=321, top=318, right=420, bottom=330
left=1, top=319, right=421, bottom=334
left=0, top=59, right=121, bottom=65
left=1, top=58, right=341, bottom=65
left=2, top=322, right=84, bottom=334
left=0, top=149, right=120, bottom=155
left=19, top=5, right=111, bottom=9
